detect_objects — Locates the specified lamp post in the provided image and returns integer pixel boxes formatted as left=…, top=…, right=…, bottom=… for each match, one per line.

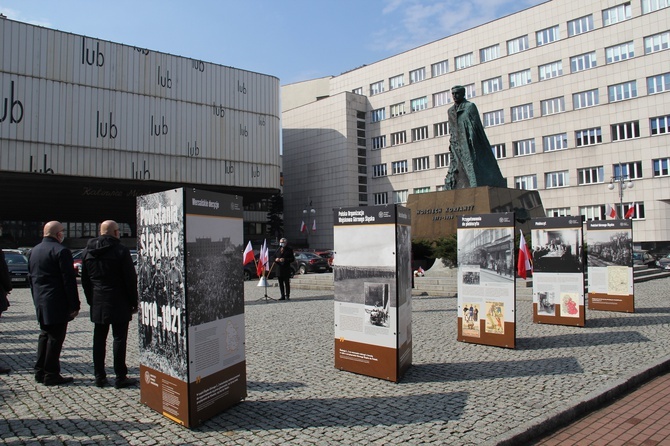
left=607, top=174, right=633, bottom=218
left=302, top=202, right=316, bottom=248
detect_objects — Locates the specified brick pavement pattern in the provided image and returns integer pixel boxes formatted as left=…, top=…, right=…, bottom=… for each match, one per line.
left=535, top=372, right=670, bottom=446
left=1, top=277, right=669, bottom=445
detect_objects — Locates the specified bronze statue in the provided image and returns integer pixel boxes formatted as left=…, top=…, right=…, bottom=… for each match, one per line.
left=444, top=85, right=506, bottom=190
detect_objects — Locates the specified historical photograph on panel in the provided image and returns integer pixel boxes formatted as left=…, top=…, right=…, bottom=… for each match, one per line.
left=458, top=227, right=514, bottom=283
left=485, top=301, right=505, bottom=334
left=531, top=228, right=583, bottom=273
left=560, top=293, right=580, bottom=317
left=586, top=230, right=632, bottom=267
left=365, top=283, right=390, bottom=327
left=396, top=224, right=411, bottom=308
left=335, top=267, right=396, bottom=306
left=186, top=214, right=244, bottom=326
left=137, top=190, right=187, bottom=381
left=462, top=265, right=481, bottom=285
left=536, top=291, right=556, bottom=315
left=461, top=303, right=481, bottom=338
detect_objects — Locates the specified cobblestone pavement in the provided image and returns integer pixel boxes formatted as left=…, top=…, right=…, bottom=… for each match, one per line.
left=1, top=277, right=669, bottom=445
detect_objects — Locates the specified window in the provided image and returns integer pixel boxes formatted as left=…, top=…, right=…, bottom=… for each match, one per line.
left=580, top=205, right=606, bottom=221
left=431, top=60, right=449, bottom=77
left=370, top=81, right=384, bottom=96
left=515, top=174, right=538, bottom=190
left=391, top=131, right=406, bottom=145
left=411, top=126, right=429, bottom=141
left=464, top=84, right=476, bottom=98
left=393, top=190, right=408, bottom=204
left=514, top=138, right=536, bottom=156
left=482, top=76, right=503, bottom=94
left=537, top=25, right=560, bottom=46
left=390, top=102, right=406, bottom=117
left=653, top=158, right=670, bottom=176
left=547, top=208, right=570, bottom=217
left=435, top=185, right=446, bottom=192
left=611, top=121, right=640, bottom=140
left=413, top=156, right=430, bottom=171
left=543, top=133, right=568, bottom=152
left=374, top=192, right=388, bottom=205
left=539, top=61, right=563, bottom=80
left=570, top=52, right=597, bottom=72
left=606, top=42, right=634, bottom=63
left=578, top=166, right=605, bottom=185
left=650, top=114, right=670, bottom=135
left=370, top=108, right=386, bottom=123
left=491, top=143, right=507, bottom=159
left=480, top=44, right=500, bottom=62
left=433, top=90, right=451, bottom=107
left=435, top=153, right=450, bottom=168
left=620, top=203, right=645, bottom=220
left=434, top=121, right=449, bottom=137
left=413, top=187, right=430, bottom=194
left=573, top=89, right=599, bottom=109
left=392, top=160, right=408, bottom=174
left=545, top=171, right=570, bottom=188
left=541, top=97, right=565, bottom=116
left=372, top=164, right=387, bottom=178
left=511, top=103, right=533, bottom=122
left=507, top=35, right=529, bottom=54
left=371, top=135, right=386, bottom=150
left=352, top=87, right=363, bottom=95
left=483, top=110, right=504, bottom=127
left=455, top=53, right=473, bottom=70
left=568, top=15, right=594, bottom=36
left=642, top=0, right=670, bottom=13
left=603, top=3, right=631, bottom=26
left=614, top=161, right=643, bottom=179
left=608, top=81, right=637, bottom=102
left=509, top=69, right=532, bottom=88
left=409, top=68, right=426, bottom=84
left=645, top=31, right=670, bottom=54
left=389, top=74, right=404, bottom=90
left=410, top=97, right=428, bottom=112
left=647, top=72, right=670, bottom=94
left=575, top=127, right=602, bottom=146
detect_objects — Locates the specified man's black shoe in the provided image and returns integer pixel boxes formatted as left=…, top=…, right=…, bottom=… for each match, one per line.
left=95, top=377, right=109, bottom=388
left=286, top=296, right=290, bottom=300
left=115, top=377, right=137, bottom=389
left=279, top=297, right=286, bottom=300
left=35, top=373, right=45, bottom=383
left=44, top=375, right=74, bottom=386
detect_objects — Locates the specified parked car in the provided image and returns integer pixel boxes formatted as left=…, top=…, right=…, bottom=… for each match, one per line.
left=293, top=251, right=330, bottom=275
left=658, top=253, right=670, bottom=270
left=2, top=249, right=30, bottom=287
left=632, top=250, right=658, bottom=268
left=243, top=254, right=294, bottom=280
left=313, top=250, right=334, bottom=271
left=71, top=249, right=84, bottom=276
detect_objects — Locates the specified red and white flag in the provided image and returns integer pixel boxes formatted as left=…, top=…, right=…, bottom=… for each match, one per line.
left=257, top=239, right=268, bottom=277
left=517, top=230, right=533, bottom=280
left=300, top=220, right=307, bottom=233
left=606, top=204, right=617, bottom=219
left=624, top=206, right=635, bottom=219
left=243, top=240, right=254, bottom=265
left=312, top=219, right=317, bottom=232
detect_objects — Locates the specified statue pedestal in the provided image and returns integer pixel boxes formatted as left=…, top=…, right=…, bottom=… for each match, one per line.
left=406, top=187, right=545, bottom=240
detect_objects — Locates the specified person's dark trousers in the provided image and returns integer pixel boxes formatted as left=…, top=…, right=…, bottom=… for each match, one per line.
left=35, top=322, right=68, bottom=381
left=93, top=321, right=129, bottom=380
left=278, top=275, right=290, bottom=299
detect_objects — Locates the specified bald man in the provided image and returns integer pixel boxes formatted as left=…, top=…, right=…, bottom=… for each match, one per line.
left=81, top=220, right=138, bottom=389
left=28, top=221, right=80, bottom=386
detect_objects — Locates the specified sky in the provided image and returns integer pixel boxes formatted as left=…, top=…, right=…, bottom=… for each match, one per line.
left=0, top=0, right=546, bottom=86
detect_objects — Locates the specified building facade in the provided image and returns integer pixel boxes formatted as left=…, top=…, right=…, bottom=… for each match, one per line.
left=0, top=17, right=280, bottom=248
left=282, top=0, right=670, bottom=250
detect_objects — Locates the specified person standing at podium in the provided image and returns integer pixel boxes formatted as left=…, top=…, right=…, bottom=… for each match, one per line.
left=274, top=238, right=295, bottom=300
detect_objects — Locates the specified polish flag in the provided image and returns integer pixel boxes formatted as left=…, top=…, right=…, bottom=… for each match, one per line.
left=300, top=220, right=307, bottom=233
left=517, top=230, right=533, bottom=280
left=312, top=219, right=317, bottom=232
left=624, top=206, right=635, bottom=219
left=606, top=204, right=617, bottom=219
left=242, top=241, right=254, bottom=265
left=256, top=239, right=268, bottom=277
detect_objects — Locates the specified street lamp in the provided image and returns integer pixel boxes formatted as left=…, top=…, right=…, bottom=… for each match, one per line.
left=607, top=174, right=633, bottom=218
left=302, top=202, right=316, bottom=248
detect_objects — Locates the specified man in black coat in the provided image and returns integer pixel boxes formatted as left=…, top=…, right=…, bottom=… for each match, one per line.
left=28, top=221, right=80, bottom=386
left=81, top=220, right=138, bottom=388
left=274, top=237, right=295, bottom=300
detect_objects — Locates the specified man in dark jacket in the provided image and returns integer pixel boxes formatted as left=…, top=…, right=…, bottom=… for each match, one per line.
left=81, top=220, right=138, bottom=388
left=29, top=221, right=80, bottom=386
left=0, top=230, right=13, bottom=374
left=274, top=237, right=295, bottom=300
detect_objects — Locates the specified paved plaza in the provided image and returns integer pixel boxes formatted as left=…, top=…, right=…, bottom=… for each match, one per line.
left=1, top=277, right=669, bottom=445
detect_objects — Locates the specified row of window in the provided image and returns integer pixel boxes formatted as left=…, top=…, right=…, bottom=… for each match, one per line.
left=372, top=153, right=451, bottom=178
left=547, top=202, right=646, bottom=221
left=355, top=2, right=668, bottom=98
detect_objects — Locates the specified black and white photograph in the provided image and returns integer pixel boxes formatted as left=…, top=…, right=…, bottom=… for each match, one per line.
left=536, top=291, right=556, bottom=315
left=365, top=282, right=390, bottom=327
left=334, top=266, right=396, bottom=307
left=586, top=229, right=632, bottom=267
left=531, top=228, right=583, bottom=273
left=457, top=227, right=514, bottom=283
